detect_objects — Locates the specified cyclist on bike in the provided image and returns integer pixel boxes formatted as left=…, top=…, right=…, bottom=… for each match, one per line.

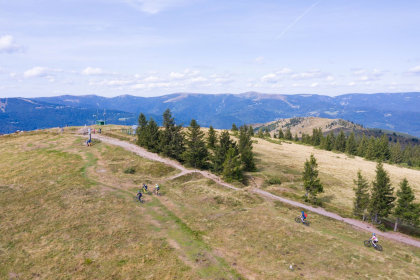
left=142, top=183, right=148, bottom=193
left=300, top=210, right=307, bottom=223
left=370, top=233, right=379, bottom=247
left=136, top=190, right=143, bottom=201
left=154, top=184, right=160, bottom=195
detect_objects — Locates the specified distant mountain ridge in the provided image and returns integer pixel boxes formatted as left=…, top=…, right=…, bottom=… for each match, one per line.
left=1, top=91, right=420, bottom=136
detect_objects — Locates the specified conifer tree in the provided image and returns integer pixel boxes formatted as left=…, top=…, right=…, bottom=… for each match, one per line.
left=207, top=126, right=217, bottom=149
left=365, top=136, right=376, bottom=160
left=284, top=128, right=292, bottom=140
left=239, top=125, right=256, bottom=171
left=159, top=109, right=185, bottom=161
left=394, top=178, right=419, bottom=231
left=328, top=130, right=335, bottom=150
left=357, top=133, right=368, bottom=157
left=264, top=128, right=271, bottom=138
left=368, top=162, right=395, bottom=223
left=353, top=170, right=370, bottom=220
left=212, top=130, right=237, bottom=173
left=183, top=119, right=208, bottom=169
left=273, top=133, right=277, bottom=139
left=145, top=118, right=161, bottom=152
left=346, top=131, right=357, bottom=155
left=390, top=141, right=402, bottom=164
left=136, top=113, right=148, bottom=147
left=258, top=128, right=264, bottom=138
left=222, top=147, right=242, bottom=182
left=334, top=129, right=346, bottom=152
left=302, top=154, right=324, bottom=202
left=278, top=129, right=284, bottom=139
left=248, top=125, right=254, bottom=136
left=294, top=133, right=299, bottom=142
left=231, top=123, right=238, bottom=132
left=377, top=134, right=391, bottom=160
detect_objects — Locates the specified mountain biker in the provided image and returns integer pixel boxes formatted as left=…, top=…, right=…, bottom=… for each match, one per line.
left=136, top=190, right=143, bottom=201
left=300, top=210, right=307, bottom=223
left=154, top=184, right=160, bottom=195
left=370, top=233, right=379, bottom=247
left=142, top=183, right=148, bottom=193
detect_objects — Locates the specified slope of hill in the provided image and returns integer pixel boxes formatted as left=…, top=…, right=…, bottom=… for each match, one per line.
left=2, top=129, right=420, bottom=279
left=30, top=92, right=420, bottom=136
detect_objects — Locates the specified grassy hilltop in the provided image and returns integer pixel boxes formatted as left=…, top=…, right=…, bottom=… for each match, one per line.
left=1, top=127, right=420, bottom=279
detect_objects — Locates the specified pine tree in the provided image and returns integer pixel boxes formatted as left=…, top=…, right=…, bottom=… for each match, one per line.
left=183, top=119, right=208, bottom=169
left=353, top=170, right=370, bottom=219
left=278, top=129, right=284, bottom=139
left=377, top=134, right=391, bottom=160
left=212, top=130, right=237, bottom=173
left=394, top=178, right=420, bottom=231
left=248, top=126, right=254, bottom=136
left=328, top=130, right=335, bottom=150
left=390, top=141, right=402, bottom=164
left=346, top=131, right=357, bottom=155
left=231, top=123, right=238, bottom=132
left=258, top=128, right=264, bottom=138
left=334, top=129, right=346, bottom=152
left=294, top=133, right=299, bottom=142
left=284, top=128, right=292, bottom=140
left=365, top=136, right=376, bottom=160
left=222, top=147, right=242, bottom=182
left=207, top=126, right=217, bottom=149
left=302, top=154, right=324, bottom=203
left=264, top=128, right=271, bottom=138
left=239, top=125, right=256, bottom=171
left=159, top=109, right=185, bottom=161
left=368, top=161, right=396, bottom=223
left=357, top=133, right=368, bottom=157
left=145, top=118, right=161, bottom=152
left=136, top=113, right=148, bottom=148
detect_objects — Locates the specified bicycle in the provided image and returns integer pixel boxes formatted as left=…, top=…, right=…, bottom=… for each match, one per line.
left=295, top=216, right=310, bottom=226
left=153, top=189, right=161, bottom=196
left=133, top=195, right=144, bottom=203
left=364, top=240, right=382, bottom=251
left=142, top=188, right=149, bottom=194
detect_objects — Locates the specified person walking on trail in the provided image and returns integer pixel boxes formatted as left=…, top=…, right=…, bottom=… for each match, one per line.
left=300, top=210, right=307, bottom=223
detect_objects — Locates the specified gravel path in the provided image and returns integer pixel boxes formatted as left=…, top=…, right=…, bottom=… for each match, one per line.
left=91, top=134, right=420, bottom=248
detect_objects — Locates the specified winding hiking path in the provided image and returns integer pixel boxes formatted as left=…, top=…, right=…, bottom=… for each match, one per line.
left=91, top=134, right=420, bottom=249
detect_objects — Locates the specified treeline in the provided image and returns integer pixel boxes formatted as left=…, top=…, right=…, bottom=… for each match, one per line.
left=136, top=110, right=256, bottom=182
left=353, top=162, right=420, bottom=231
left=265, top=127, right=420, bottom=168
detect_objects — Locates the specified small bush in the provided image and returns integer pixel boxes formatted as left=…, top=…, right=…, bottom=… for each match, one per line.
left=376, top=224, right=386, bottom=232
left=123, top=167, right=136, bottom=174
left=266, top=177, right=282, bottom=185
left=84, top=258, right=93, bottom=265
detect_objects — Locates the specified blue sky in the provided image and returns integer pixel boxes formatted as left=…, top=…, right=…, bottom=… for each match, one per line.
left=0, top=0, right=419, bottom=97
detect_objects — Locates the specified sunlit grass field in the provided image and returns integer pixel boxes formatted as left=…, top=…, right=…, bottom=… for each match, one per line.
left=1, top=130, right=420, bottom=279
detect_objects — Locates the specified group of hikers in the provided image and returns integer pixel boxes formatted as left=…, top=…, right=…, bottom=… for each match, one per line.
left=136, top=183, right=160, bottom=201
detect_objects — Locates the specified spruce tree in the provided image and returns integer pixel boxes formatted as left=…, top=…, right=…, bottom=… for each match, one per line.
left=334, top=129, right=346, bottom=152
left=328, top=130, right=335, bottom=150
left=136, top=113, right=148, bottom=147
left=390, top=141, right=402, bottom=164
left=207, top=126, right=217, bottom=149
left=212, top=130, right=237, bottom=173
left=302, top=154, right=324, bottom=202
left=365, top=136, right=376, bottom=160
left=146, top=118, right=161, bottom=153
left=183, top=119, right=208, bottom=169
left=368, top=161, right=396, bottom=223
left=394, top=178, right=420, bottom=231
left=222, top=147, right=242, bottom=182
left=248, top=125, right=254, bottom=136
left=357, top=133, right=368, bottom=157
left=239, top=125, right=256, bottom=171
left=377, top=134, right=391, bottom=160
left=346, top=131, right=357, bottom=155
left=258, top=128, right=264, bottom=138
left=264, top=128, right=271, bottom=138
left=353, top=170, right=370, bottom=219
left=284, top=128, right=292, bottom=140
left=159, top=109, right=185, bottom=161
left=278, top=129, right=284, bottom=139
left=294, top=133, right=299, bottom=142
left=231, top=123, right=238, bottom=132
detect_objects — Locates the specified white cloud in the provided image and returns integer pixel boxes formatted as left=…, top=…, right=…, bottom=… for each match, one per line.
left=291, top=69, right=326, bottom=80
left=0, top=67, right=6, bottom=74
left=372, top=69, right=384, bottom=77
left=169, top=72, right=185, bottom=79
left=188, top=76, right=207, bottom=84
left=253, top=56, right=265, bottom=64
left=271, top=84, right=284, bottom=88
left=122, top=0, right=191, bottom=14
left=143, top=76, right=166, bottom=82
left=359, top=75, right=379, bottom=81
left=275, top=68, right=293, bottom=74
left=246, top=83, right=263, bottom=88
left=405, top=65, right=420, bottom=76
left=261, top=73, right=281, bottom=83
left=310, top=83, right=319, bottom=87
left=0, top=35, right=24, bottom=53
left=131, top=84, right=146, bottom=89
left=169, top=69, right=199, bottom=80
left=325, top=76, right=334, bottom=81
left=81, top=67, right=106, bottom=75
left=349, top=82, right=356, bottom=86
left=215, top=77, right=235, bottom=85
left=99, top=79, right=134, bottom=86
left=292, top=83, right=304, bottom=87
left=353, top=69, right=366, bottom=76
left=24, top=67, right=49, bottom=78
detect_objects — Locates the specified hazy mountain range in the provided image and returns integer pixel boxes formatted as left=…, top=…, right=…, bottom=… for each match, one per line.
left=1, top=92, right=420, bottom=136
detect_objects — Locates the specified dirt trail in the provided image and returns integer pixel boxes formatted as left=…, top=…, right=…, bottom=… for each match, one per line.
left=91, top=134, right=420, bottom=249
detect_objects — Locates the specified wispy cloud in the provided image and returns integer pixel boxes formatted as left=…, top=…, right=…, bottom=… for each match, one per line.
left=122, top=0, right=192, bottom=14
left=0, top=35, right=25, bottom=53
left=277, top=1, right=321, bottom=39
